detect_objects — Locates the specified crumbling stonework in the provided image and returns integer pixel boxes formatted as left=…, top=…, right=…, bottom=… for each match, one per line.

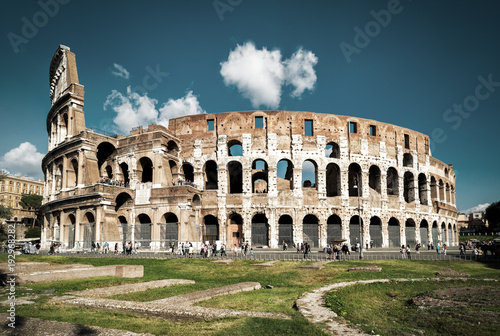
left=40, top=46, right=457, bottom=251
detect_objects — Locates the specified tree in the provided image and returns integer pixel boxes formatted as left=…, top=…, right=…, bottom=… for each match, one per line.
left=19, top=194, right=43, bottom=227
left=485, top=201, right=500, bottom=229
left=24, top=226, right=41, bottom=239
left=0, top=206, right=12, bottom=220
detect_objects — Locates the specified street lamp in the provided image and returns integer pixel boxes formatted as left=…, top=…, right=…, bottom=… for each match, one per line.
left=353, top=173, right=363, bottom=259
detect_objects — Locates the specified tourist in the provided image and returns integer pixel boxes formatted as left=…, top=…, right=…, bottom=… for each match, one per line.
left=221, top=244, right=227, bottom=257
left=436, top=242, right=440, bottom=255
left=443, top=244, right=447, bottom=255
left=406, top=245, right=411, bottom=259
left=114, top=243, right=118, bottom=255
left=233, top=244, right=238, bottom=257
left=250, top=248, right=254, bottom=259
left=400, top=245, right=406, bottom=259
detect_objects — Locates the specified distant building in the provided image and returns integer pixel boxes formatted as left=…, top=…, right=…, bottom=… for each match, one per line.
left=0, top=174, right=44, bottom=225
left=457, top=213, right=469, bottom=230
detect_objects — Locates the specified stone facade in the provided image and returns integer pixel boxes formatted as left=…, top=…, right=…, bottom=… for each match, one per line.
left=40, top=45, right=458, bottom=250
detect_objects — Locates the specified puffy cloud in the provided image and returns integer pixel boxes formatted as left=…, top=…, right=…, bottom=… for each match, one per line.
left=158, top=91, right=206, bottom=127
left=220, top=42, right=284, bottom=108
left=104, top=87, right=159, bottom=133
left=0, top=142, right=45, bottom=179
left=111, top=63, right=130, bottom=79
left=285, top=48, right=318, bottom=98
left=104, top=87, right=205, bottom=133
left=220, top=42, right=318, bottom=108
left=462, top=203, right=490, bottom=215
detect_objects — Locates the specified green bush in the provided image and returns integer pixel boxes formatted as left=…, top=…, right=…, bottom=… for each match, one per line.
left=24, top=226, right=41, bottom=238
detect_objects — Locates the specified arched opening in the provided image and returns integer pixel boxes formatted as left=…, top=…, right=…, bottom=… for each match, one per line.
left=403, top=153, right=413, bottom=167
left=120, top=162, right=130, bottom=185
left=55, top=164, right=63, bottom=190
left=162, top=213, right=178, bottom=246
left=325, top=142, right=340, bottom=158
left=115, top=192, right=132, bottom=212
left=439, top=179, right=445, bottom=201
left=228, top=140, right=243, bottom=156
left=277, top=159, right=293, bottom=190
left=68, top=159, right=78, bottom=187
left=252, top=159, right=268, bottom=193
left=204, top=160, right=218, bottom=190
left=348, top=163, right=362, bottom=196
left=387, top=167, right=399, bottom=196
left=105, top=165, right=113, bottom=179
left=136, top=214, right=152, bottom=247
left=448, top=223, right=453, bottom=244
left=327, top=214, right=342, bottom=245
left=228, top=213, right=243, bottom=247
left=118, top=215, right=130, bottom=242
left=432, top=221, right=439, bottom=245
left=369, top=165, right=381, bottom=194
left=82, top=212, right=95, bottom=249
left=166, top=140, right=179, bottom=155
left=418, top=173, right=428, bottom=205
left=420, top=220, right=429, bottom=247
left=169, top=160, right=178, bottom=183
left=67, top=214, right=76, bottom=248
left=182, top=163, right=194, bottom=182
left=97, top=142, right=116, bottom=177
left=451, top=185, right=455, bottom=205
left=228, top=161, right=243, bottom=193
left=388, top=217, right=400, bottom=248
left=192, top=194, right=201, bottom=207
left=302, top=160, right=317, bottom=189
left=139, top=157, right=153, bottom=183
left=404, top=172, right=415, bottom=203
left=369, top=216, right=382, bottom=247
left=203, top=215, right=219, bottom=244
left=349, top=215, right=363, bottom=246
left=251, top=214, right=269, bottom=247
left=303, top=214, right=319, bottom=247
left=278, top=215, right=293, bottom=247
left=440, top=222, right=447, bottom=244
left=326, top=163, right=340, bottom=197
left=61, top=113, right=68, bottom=139
left=430, top=176, right=437, bottom=200
left=444, top=167, right=449, bottom=178
left=405, top=218, right=416, bottom=247
left=446, top=183, right=451, bottom=204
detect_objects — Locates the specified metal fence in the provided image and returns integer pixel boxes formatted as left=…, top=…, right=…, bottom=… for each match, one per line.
left=32, top=250, right=500, bottom=262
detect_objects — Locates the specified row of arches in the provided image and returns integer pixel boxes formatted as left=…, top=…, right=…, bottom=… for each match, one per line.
left=54, top=208, right=457, bottom=250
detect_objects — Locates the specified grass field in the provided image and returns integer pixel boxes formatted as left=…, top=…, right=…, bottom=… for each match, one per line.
left=1, top=254, right=499, bottom=335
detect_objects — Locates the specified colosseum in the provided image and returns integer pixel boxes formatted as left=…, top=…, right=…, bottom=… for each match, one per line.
left=40, top=45, right=458, bottom=251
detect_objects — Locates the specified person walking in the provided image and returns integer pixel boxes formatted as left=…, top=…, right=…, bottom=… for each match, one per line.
left=443, top=244, right=447, bottom=255
left=406, top=245, right=411, bottom=259
left=436, top=242, right=440, bottom=255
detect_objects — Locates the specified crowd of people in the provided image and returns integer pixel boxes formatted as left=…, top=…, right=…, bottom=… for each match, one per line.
left=174, top=178, right=197, bottom=188
left=99, top=177, right=129, bottom=188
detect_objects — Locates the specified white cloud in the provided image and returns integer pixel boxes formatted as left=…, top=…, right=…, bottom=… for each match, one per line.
left=220, top=42, right=318, bottom=108
left=158, top=91, right=206, bottom=127
left=221, top=42, right=284, bottom=108
left=111, top=63, right=130, bottom=79
left=0, top=142, right=45, bottom=179
left=104, top=87, right=205, bottom=133
left=462, top=203, right=490, bottom=215
left=285, top=48, right=318, bottom=98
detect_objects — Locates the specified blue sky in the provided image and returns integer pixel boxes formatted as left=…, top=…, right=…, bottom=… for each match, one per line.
left=0, top=0, right=499, bottom=213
